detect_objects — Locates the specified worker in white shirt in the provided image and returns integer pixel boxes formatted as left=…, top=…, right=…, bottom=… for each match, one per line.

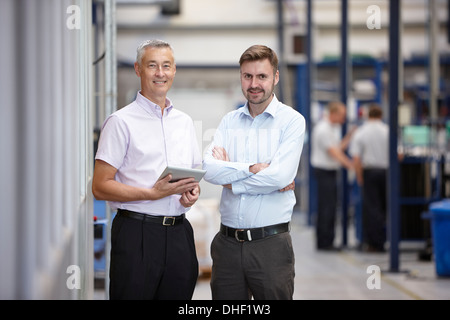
left=350, top=104, right=388, bottom=252
left=311, top=101, right=353, bottom=251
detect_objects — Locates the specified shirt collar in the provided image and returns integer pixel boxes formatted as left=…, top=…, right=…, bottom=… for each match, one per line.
left=240, top=94, right=279, bottom=118
left=136, top=91, right=173, bottom=117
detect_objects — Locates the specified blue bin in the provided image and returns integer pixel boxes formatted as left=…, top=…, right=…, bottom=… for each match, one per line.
left=430, top=200, right=450, bottom=277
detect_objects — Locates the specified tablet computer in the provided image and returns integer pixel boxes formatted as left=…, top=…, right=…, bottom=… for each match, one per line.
left=158, top=165, right=207, bottom=183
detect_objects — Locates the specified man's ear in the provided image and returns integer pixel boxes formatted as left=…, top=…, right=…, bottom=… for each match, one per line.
left=274, top=70, right=280, bottom=86
left=134, top=62, right=141, bottom=78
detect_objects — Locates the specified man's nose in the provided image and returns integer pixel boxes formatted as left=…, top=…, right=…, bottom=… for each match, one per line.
left=155, top=65, right=164, bottom=76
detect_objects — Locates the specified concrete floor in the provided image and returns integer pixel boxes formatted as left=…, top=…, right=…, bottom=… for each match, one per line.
left=95, top=200, right=450, bottom=300
left=191, top=214, right=450, bottom=300
left=191, top=206, right=450, bottom=300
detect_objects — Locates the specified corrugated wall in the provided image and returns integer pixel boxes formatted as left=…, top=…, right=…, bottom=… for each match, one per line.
left=0, top=0, right=94, bottom=299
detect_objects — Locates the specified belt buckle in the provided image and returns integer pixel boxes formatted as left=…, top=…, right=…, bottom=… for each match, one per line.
left=163, top=216, right=176, bottom=226
left=234, top=229, right=252, bottom=242
left=234, top=229, right=245, bottom=242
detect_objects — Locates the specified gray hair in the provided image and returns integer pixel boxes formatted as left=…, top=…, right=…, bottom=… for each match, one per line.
left=136, top=39, right=174, bottom=65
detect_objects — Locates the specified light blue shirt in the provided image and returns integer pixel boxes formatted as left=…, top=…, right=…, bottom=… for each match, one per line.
left=203, top=95, right=306, bottom=228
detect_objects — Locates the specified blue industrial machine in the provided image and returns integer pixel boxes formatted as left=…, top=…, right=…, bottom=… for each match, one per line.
left=93, top=199, right=108, bottom=280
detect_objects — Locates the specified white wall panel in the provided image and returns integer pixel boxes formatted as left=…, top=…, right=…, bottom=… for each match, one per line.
left=0, top=0, right=19, bottom=299
left=0, top=0, right=94, bottom=299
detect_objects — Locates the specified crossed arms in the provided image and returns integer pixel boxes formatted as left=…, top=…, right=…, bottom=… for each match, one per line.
left=202, top=115, right=305, bottom=195
left=211, top=146, right=295, bottom=192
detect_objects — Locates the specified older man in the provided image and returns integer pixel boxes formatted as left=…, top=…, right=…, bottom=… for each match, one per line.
left=93, top=40, right=201, bottom=300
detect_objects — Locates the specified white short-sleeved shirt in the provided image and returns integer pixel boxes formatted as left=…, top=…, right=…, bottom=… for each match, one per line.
left=311, top=119, right=342, bottom=170
left=349, top=120, right=389, bottom=169
left=95, top=91, right=202, bottom=215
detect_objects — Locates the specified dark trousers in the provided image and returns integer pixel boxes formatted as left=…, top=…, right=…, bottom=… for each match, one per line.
left=362, top=169, right=387, bottom=249
left=210, top=232, right=295, bottom=300
left=109, top=213, right=198, bottom=300
left=314, top=168, right=338, bottom=249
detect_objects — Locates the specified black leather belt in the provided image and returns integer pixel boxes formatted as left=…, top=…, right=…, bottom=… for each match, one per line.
left=118, top=209, right=184, bottom=226
left=220, top=222, right=290, bottom=242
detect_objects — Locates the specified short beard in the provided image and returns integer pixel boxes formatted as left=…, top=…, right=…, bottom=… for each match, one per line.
left=243, top=85, right=274, bottom=105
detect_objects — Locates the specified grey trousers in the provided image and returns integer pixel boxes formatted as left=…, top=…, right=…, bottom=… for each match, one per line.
left=210, top=231, right=295, bottom=300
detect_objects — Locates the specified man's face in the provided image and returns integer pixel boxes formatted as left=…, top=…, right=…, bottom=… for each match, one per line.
left=134, top=47, right=176, bottom=99
left=336, top=106, right=347, bottom=124
left=332, top=107, right=347, bottom=124
left=240, top=59, right=279, bottom=106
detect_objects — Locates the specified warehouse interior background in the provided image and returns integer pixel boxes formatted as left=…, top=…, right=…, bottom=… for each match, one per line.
left=0, top=0, right=450, bottom=299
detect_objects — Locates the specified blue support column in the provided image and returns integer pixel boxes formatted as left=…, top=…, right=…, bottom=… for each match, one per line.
left=388, top=0, right=401, bottom=272
left=340, top=0, right=349, bottom=247
left=277, top=0, right=285, bottom=102
left=306, top=0, right=314, bottom=226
